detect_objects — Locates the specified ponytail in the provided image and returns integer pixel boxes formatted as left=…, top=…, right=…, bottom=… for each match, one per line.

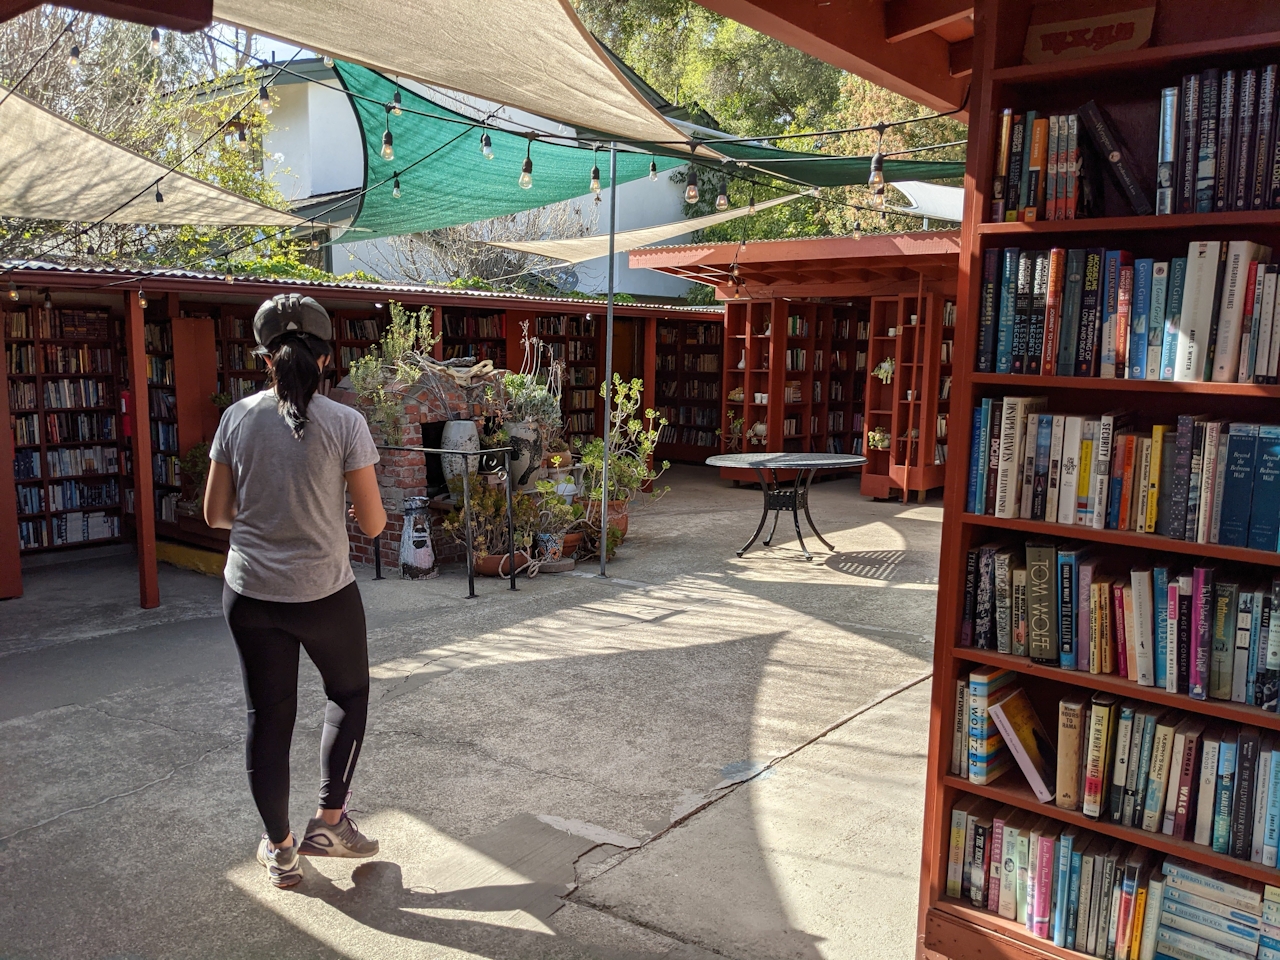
left=267, top=333, right=331, bottom=439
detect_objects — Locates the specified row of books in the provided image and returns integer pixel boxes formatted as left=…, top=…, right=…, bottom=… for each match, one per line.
left=152, top=453, right=180, bottom=486
left=683, top=353, right=719, bottom=373
left=143, top=323, right=172, bottom=355
left=951, top=780, right=1280, bottom=960
left=4, top=309, right=32, bottom=338
left=48, top=478, right=119, bottom=512
left=670, top=405, right=718, bottom=428
left=223, top=377, right=260, bottom=402
left=961, top=538, right=1280, bottom=708
left=155, top=491, right=179, bottom=523
left=990, top=106, right=1108, bottom=222
left=977, top=241, right=1280, bottom=383
left=16, top=484, right=43, bottom=515
left=683, top=323, right=722, bottom=346
left=220, top=343, right=266, bottom=373
left=38, top=308, right=111, bottom=340
left=13, top=449, right=38, bottom=479
left=569, top=388, right=596, bottom=410
left=682, top=380, right=719, bottom=400
left=1159, top=66, right=1280, bottom=216
left=150, top=421, right=178, bottom=454
left=832, top=318, right=872, bottom=341
left=11, top=412, right=37, bottom=446
left=784, top=348, right=806, bottom=372
left=6, top=343, right=35, bottom=374
left=146, top=356, right=174, bottom=386
left=565, top=412, right=595, bottom=434
left=148, top=388, right=176, bottom=420
left=441, top=313, right=503, bottom=339
left=46, top=445, right=119, bottom=478
left=51, top=510, right=120, bottom=545
left=566, top=340, right=595, bottom=362
left=535, top=315, right=566, bottom=337
left=43, top=378, right=111, bottom=410
left=786, top=315, right=809, bottom=337
left=7, top=379, right=36, bottom=410
left=45, top=412, right=117, bottom=444
left=968, top=399, right=1280, bottom=553
left=338, top=316, right=382, bottom=341
left=568, top=367, right=597, bottom=388
left=668, top=427, right=717, bottom=448
left=39, top=345, right=113, bottom=375
left=17, top=518, right=47, bottom=549
left=339, top=345, right=374, bottom=367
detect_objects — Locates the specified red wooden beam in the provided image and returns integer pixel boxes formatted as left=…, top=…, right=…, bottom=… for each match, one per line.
left=0, top=342, right=22, bottom=599
left=885, top=0, right=972, bottom=43
left=124, top=292, right=159, bottom=609
left=0, top=0, right=210, bottom=28
left=949, top=37, right=974, bottom=77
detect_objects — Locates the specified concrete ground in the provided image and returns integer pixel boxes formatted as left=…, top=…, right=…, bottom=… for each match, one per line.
left=0, top=465, right=941, bottom=960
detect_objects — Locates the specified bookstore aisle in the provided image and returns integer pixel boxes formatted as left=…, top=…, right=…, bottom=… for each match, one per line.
left=922, top=4, right=1280, bottom=960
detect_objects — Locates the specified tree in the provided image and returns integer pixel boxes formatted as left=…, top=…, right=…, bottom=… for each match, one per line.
left=0, top=9, right=313, bottom=273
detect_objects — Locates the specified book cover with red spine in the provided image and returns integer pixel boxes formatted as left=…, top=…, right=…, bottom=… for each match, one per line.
left=1033, top=827, right=1060, bottom=937
left=1043, top=248, right=1066, bottom=375
left=1114, top=579, right=1129, bottom=679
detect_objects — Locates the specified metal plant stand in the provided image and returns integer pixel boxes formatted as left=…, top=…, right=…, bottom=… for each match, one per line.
left=705, top=453, right=868, bottom=560
left=376, top=445, right=516, bottom=598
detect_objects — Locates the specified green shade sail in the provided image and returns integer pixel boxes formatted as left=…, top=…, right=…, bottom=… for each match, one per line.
left=335, top=63, right=682, bottom=240
left=333, top=62, right=967, bottom=239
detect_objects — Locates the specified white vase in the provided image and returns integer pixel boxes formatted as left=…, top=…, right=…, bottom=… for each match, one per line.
left=440, top=420, right=479, bottom=486
left=737, top=349, right=745, bottom=370
left=507, top=420, right=543, bottom=490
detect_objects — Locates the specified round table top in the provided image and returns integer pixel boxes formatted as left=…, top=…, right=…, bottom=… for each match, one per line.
left=704, top=452, right=868, bottom=470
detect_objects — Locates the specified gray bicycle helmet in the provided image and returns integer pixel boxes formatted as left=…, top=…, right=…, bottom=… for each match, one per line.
left=252, top=294, right=333, bottom=353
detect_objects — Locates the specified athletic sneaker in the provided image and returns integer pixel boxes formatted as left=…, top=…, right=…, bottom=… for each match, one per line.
left=298, top=811, right=379, bottom=858
left=256, top=835, right=303, bottom=888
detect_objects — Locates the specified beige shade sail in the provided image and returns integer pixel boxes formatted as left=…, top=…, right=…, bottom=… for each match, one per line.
left=212, top=0, right=698, bottom=151
left=488, top=193, right=801, bottom=265
left=0, top=88, right=304, bottom=226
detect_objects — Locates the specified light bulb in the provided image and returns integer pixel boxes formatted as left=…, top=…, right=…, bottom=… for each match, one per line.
left=853, top=221, right=862, bottom=240
left=236, top=126, right=249, bottom=153
left=649, top=159, right=658, bottom=181
left=590, top=164, right=601, bottom=195
left=381, top=128, right=395, bottom=162
left=731, top=263, right=740, bottom=278
left=868, top=151, right=885, bottom=187
left=391, top=90, right=402, bottom=116
left=520, top=156, right=533, bottom=189
left=874, top=184, right=886, bottom=209
left=481, top=132, right=493, bottom=159
left=684, top=167, right=699, bottom=204
left=67, top=43, right=79, bottom=67
left=258, top=84, right=272, bottom=114
left=7, top=281, right=18, bottom=301
left=154, top=185, right=163, bottom=204
left=322, top=55, right=334, bottom=68
left=150, top=27, right=161, bottom=54
left=86, top=244, right=95, bottom=256
left=43, top=293, right=52, bottom=310
left=748, top=195, right=756, bottom=214
left=310, top=236, right=320, bottom=250
left=138, top=289, right=148, bottom=309
left=715, top=190, right=729, bottom=212
left=224, top=271, right=234, bottom=284
left=392, top=175, right=401, bottom=199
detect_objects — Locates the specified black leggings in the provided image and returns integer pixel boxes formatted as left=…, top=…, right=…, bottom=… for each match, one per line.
left=223, top=581, right=370, bottom=844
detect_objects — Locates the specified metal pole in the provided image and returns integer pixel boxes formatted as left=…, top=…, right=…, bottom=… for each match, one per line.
left=503, top=450, right=518, bottom=590
left=372, top=533, right=384, bottom=580
left=599, top=142, right=618, bottom=578
left=461, top=467, right=476, bottom=599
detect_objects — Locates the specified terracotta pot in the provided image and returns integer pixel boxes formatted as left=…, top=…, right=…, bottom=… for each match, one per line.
left=584, top=499, right=629, bottom=541
left=562, top=532, right=585, bottom=558
left=474, top=552, right=530, bottom=577
left=543, top=450, right=573, bottom=469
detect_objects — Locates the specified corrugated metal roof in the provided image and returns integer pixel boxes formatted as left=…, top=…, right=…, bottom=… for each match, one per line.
left=1, top=260, right=721, bottom=314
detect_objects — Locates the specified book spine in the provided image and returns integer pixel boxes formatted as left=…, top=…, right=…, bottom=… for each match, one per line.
left=1101, top=249, right=1120, bottom=378
left=1006, top=116, right=1026, bottom=222
left=1213, top=735, right=1237, bottom=853
left=1162, top=257, right=1188, bottom=380
left=1179, top=73, right=1200, bottom=215
left=1032, top=834, right=1055, bottom=938
left=1157, top=86, right=1179, bottom=215
left=1148, top=261, right=1169, bottom=380
left=1025, top=117, right=1048, bottom=221
left=1079, top=99, right=1154, bottom=215
left=1058, top=699, right=1085, bottom=810
left=1027, top=252, right=1049, bottom=375
left=992, top=108, right=1013, bottom=222
left=1195, top=735, right=1221, bottom=844
left=1027, top=542, right=1059, bottom=665
left=1058, top=248, right=1085, bottom=375
left=1191, top=566, right=1214, bottom=700
left=1043, top=247, right=1066, bottom=375
left=1130, top=258, right=1153, bottom=380
left=1066, top=114, right=1080, bottom=220
left=1197, top=68, right=1221, bottom=213
left=996, top=248, right=1019, bottom=373
left=1172, top=728, right=1201, bottom=838
left=977, top=247, right=1001, bottom=373
left=1012, top=252, right=1033, bottom=374
left=1031, top=415, right=1052, bottom=521
left=1213, top=70, right=1237, bottom=212
left=1083, top=703, right=1111, bottom=818
left=1233, top=69, right=1257, bottom=211
left=1091, top=413, right=1118, bottom=530
left=1076, top=249, right=1104, bottom=377
left=1046, top=414, right=1065, bottom=525
left=1253, top=65, right=1277, bottom=209
left=961, top=549, right=978, bottom=646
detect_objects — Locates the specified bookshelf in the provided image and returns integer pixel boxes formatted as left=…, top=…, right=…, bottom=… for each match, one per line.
left=921, top=4, right=1280, bottom=960
left=525, top=312, right=604, bottom=442
left=213, top=304, right=268, bottom=403
left=439, top=307, right=505, bottom=368
left=861, top=292, right=955, bottom=501
left=4, top=306, right=127, bottom=552
left=145, top=313, right=180, bottom=528
left=654, top=317, right=723, bottom=461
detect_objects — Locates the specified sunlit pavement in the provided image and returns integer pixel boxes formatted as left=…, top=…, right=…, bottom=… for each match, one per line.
left=0, top=465, right=941, bottom=959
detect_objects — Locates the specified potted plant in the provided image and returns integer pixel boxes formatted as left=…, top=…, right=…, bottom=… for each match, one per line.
left=530, top=477, right=578, bottom=562
left=575, top=374, right=669, bottom=545
left=497, top=372, right=560, bottom=489
left=440, top=473, right=539, bottom=576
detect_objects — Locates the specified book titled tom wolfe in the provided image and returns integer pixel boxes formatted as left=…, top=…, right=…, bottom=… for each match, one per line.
left=1027, top=541, right=1060, bottom=664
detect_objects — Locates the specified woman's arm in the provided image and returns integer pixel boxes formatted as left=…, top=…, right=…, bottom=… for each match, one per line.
left=345, top=464, right=387, bottom=538
left=204, top=459, right=237, bottom=530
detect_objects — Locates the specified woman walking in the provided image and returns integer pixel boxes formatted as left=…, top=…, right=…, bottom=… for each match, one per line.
left=204, top=294, right=387, bottom=887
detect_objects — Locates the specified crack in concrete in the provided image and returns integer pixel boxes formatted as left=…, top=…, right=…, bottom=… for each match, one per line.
left=0, top=741, right=236, bottom=845
left=80, top=703, right=207, bottom=739
left=561, top=898, right=736, bottom=958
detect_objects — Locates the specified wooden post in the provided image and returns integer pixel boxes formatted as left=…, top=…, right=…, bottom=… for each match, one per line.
left=0, top=347, right=22, bottom=599
left=171, top=313, right=220, bottom=450
left=126, top=293, right=159, bottom=608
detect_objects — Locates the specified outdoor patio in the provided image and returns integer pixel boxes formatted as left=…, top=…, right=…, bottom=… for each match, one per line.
left=0, top=464, right=939, bottom=960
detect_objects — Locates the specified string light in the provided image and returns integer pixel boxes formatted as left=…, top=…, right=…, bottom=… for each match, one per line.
left=392, top=173, right=401, bottom=199
left=731, top=263, right=740, bottom=277
left=137, top=288, right=148, bottom=309
left=154, top=183, right=163, bottom=204
left=67, top=40, right=79, bottom=67
left=236, top=125, right=249, bottom=153
left=258, top=83, right=272, bottom=114
left=86, top=244, right=95, bottom=256
left=391, top=88, right=402, bottom=116
left=322, top=55, right=335, bottom=68
left=43, top=292, right=52, bottom=310
left=590, top=148, right=601, bottom=197
left=7, top=281, right=17, bottom=302
left=715, top=185, right=729, bottom=212
left=874, top=183, right=886, bottom=208
left=853, top=221, right=862, bottom=240
left=519, top=140, right=533, bottom=190
left=480, top=131, right=494, bottom=160
left=310, top=236, right=321, bottom=250
left=649, top=159, right=658, bottom=181
left=869, top=123, right=886, bottom=187
left=224, top=270, right=234, bottom=283
left=381, top=107, right=395, bottom=161
left=748, top=189, right=756, bottom=214
left=150, top=27, right=161, bottom=54
left=684, top=166, right=699, bottom=204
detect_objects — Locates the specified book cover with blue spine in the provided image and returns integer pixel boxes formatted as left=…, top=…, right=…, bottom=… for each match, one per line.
left=1161, top=257, right=1188, bottom=380
left=1248, top=424, right=1280, bottom=551
left=1031, top=413, right=1053, bottom=520
left=1130, top=258, right=1154, bottom=378
left=1264, top=744, right=1280, bottom=866
left=1065, top=843, right=1083, bottom=950
left=976, top=399, right=992, bottom=512
left=1213, top=731, right=1238, bottom=854
left=1155, top=566, right=1171, bottom=689
left=1053, top=827, right=1078, bottom=947
left=996, top=248, right=1020, bottom=373
left=967, top=406, right=984, bottom=514
left=1100, top=249, right=1121, bottom=375
left=1057, top=543, right=1093, bottom=671
left=1248, top=586, right=1263, bottom=705
left=1220, top=423, right=1260, bottom=548
left=1148, top=261, right=1169, bottom=379
left=1058, top=249, right=1086, bottom=376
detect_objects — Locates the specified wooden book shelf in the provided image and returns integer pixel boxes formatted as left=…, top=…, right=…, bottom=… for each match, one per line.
left=920, top=2, right=1280, bottom=959
left=653, top=316, right=723, bottom=463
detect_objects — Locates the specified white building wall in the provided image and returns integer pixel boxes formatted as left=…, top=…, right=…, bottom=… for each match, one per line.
left=261, top=83, right=313, bottom=202
left=306, top=80, right=365, bottom=196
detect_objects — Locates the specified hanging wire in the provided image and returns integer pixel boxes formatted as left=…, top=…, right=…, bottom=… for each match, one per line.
left=0, top=13, right=79, bottom=110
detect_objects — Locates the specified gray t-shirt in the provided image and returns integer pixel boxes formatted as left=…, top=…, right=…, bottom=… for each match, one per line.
left=209, top=390, right=379, bottom=602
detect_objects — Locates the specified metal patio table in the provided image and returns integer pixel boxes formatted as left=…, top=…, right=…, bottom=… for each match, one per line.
left=705, top=452, right=867, bottom=560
